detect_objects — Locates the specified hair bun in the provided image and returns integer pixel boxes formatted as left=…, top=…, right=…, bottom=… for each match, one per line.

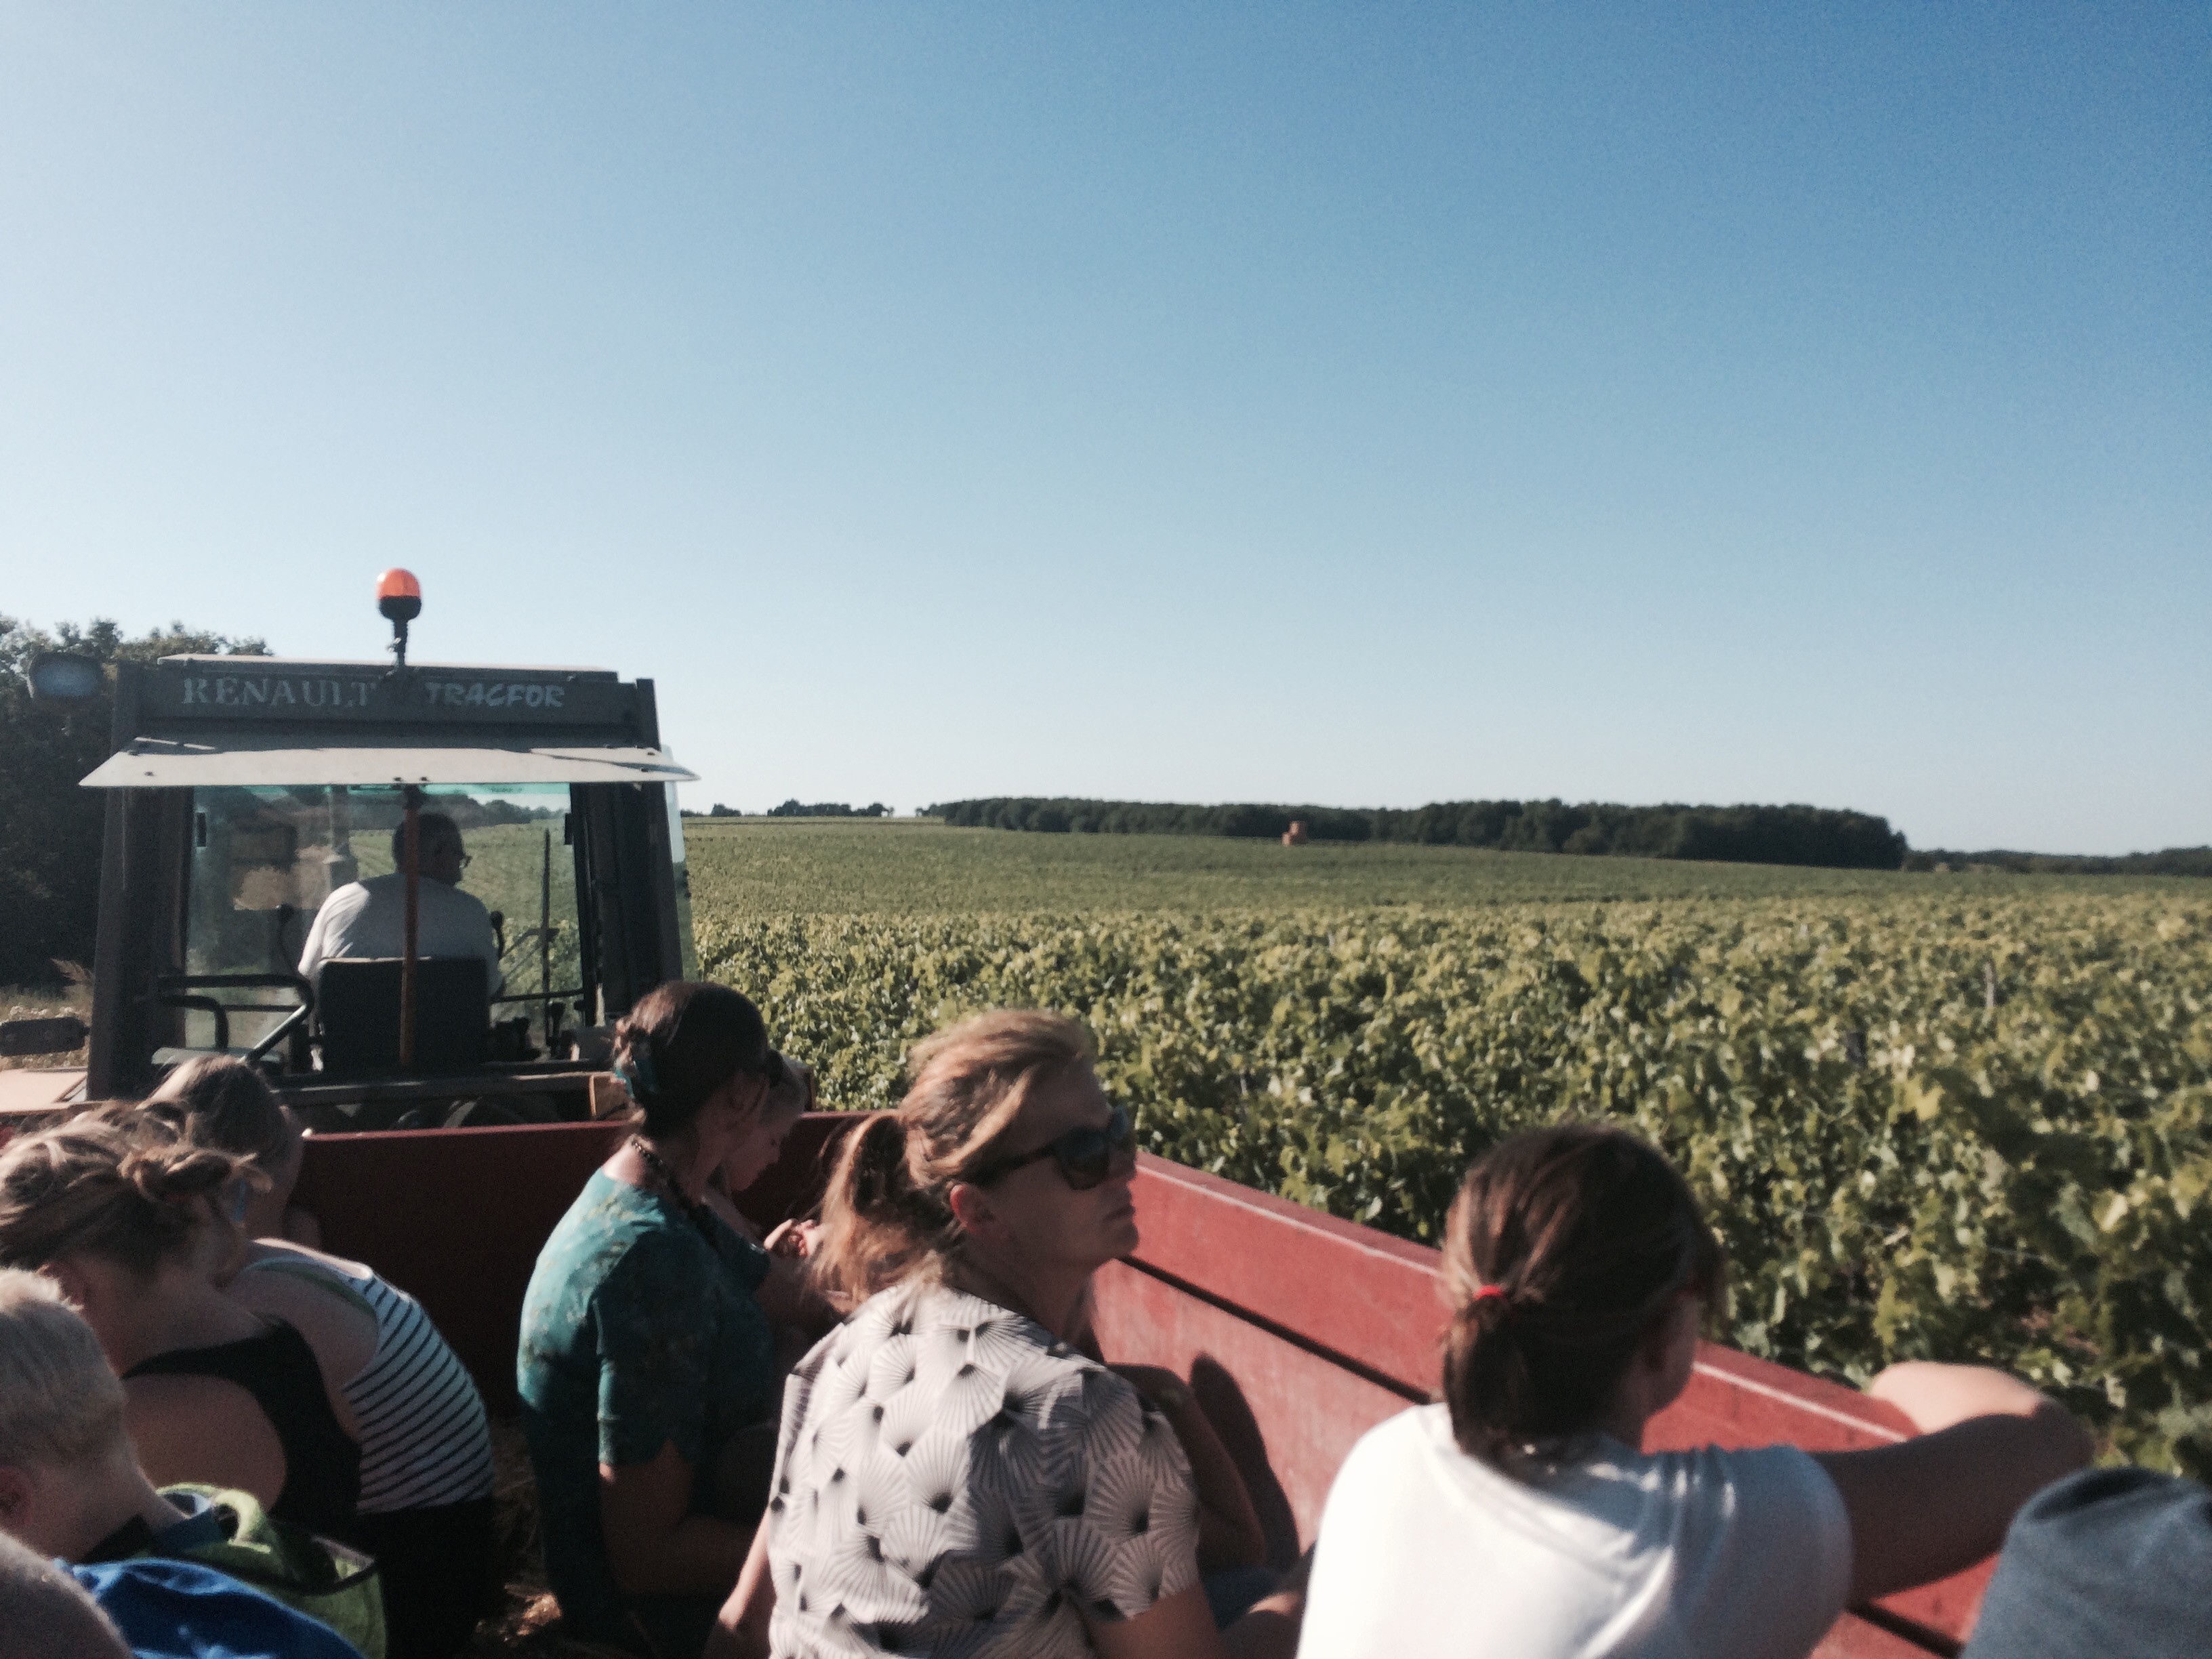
left=121, top=1143, right=234, bottom=1205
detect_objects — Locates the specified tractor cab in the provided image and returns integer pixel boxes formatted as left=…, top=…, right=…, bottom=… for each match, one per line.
left=7, top=573, right=696, bottom=1129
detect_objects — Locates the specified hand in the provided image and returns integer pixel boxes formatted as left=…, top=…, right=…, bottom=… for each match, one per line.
left=764, top=1218, right=819, bottom=1260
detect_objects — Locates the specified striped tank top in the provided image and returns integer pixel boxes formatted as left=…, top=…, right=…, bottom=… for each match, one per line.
left=241, top=1252, right=493, bottom=1514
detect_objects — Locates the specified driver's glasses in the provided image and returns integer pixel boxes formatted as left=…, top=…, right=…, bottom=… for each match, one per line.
left=974, top=1103, right=1136, bottom=1192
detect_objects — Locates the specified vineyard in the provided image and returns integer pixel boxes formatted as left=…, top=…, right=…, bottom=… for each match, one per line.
left=685, top=827, right=2212, bottom=1477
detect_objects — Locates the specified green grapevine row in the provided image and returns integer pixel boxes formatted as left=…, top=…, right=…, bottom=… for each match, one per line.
left=695, top=895, right=2212, bottom=1475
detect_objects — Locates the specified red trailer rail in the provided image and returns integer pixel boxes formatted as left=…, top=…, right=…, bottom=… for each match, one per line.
left=291, top=1115, right=1988, bottom=1656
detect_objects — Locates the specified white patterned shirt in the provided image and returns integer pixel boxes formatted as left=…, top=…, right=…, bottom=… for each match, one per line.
left=766, top=1282, right=1202, bottom=1658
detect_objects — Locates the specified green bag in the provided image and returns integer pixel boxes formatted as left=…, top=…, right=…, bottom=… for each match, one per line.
left=150, top=1484, right=388, bottom=1659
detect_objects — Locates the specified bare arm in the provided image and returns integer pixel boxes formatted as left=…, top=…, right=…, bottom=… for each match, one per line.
left=1812, top=1362, right=2093, bottom=1605
left=599, top=1439, right=755, bottom=1599
left=223, top=1266, right=374, bottom=1439
left=705, top=1522, right=776, bottom=1659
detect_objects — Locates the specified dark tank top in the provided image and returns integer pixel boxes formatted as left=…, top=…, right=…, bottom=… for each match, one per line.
left=125, top=1320, right=362, bottom=1540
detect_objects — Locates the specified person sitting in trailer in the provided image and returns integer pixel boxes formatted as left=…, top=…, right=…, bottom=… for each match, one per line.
left=0, top=1268, right=384, bottom=1657
left=701, top=1058, right=837, bottom=1364
left=710, top=1010, right=1306, bottom=1659
left=516, top=983, right=798, bottom=1658
left=0, top=1120, right=362, bottom=1544
left=295, top=813, right=503, bottom=995
left=1294, top=1124, right=2095, bottom=1659
left=1957, top=1463, right=2212, bottom=1659
left=135, top=1059, right=497, bottom=1659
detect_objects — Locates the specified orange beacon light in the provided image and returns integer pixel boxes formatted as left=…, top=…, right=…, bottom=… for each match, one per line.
left=378, top=569, right=422, bottom=666
left=377, top=568, right=423, bottom=621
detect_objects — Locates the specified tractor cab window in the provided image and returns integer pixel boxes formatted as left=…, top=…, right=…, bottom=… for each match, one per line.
left=184, top=783, right=584, bottom=1062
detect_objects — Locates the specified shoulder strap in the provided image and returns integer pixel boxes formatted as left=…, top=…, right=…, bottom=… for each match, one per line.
left=236, top=1256, right=380, bottom=1322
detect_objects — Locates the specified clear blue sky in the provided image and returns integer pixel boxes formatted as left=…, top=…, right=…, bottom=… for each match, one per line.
left=3, top=4, right=2204, bottom=853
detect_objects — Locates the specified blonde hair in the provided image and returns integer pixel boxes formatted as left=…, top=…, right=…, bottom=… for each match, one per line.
left=812, top=1010, right=1092, bottom=1305
left=0, top=1118, right=246, bottom=1280
left=0, top=1267, right=126, bottom=1471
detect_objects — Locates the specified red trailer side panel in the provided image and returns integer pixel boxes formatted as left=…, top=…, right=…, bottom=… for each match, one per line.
left=293, top=1123, right=1986, bottom=1652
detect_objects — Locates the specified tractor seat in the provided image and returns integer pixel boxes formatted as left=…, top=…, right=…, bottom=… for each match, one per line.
left=315, top=957, right=490, bottom=1075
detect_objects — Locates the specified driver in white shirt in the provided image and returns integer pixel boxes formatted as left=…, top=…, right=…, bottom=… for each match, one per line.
left=298, top=812, right=505, bottom=994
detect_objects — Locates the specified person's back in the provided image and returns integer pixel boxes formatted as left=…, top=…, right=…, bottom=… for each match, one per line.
left=1959, top=1466, right=2212, bottom=1659
left=1298, top=1126, right=2093, bottom=1659
left=231, top=1244, right=493, bottom=1657
left=298, top=876, right=499, bottom=986
left=295, top=812, right=500, bottom=992
left=1309, top=1406, right=1849, bottom=1659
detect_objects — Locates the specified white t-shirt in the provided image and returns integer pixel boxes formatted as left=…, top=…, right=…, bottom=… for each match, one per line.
left=297, top=874, right=504, bottom=994
left=1298, top=1404, right=1851, bottom=1659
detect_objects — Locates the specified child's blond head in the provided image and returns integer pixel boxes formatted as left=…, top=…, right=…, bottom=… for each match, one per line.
left=0, top=1267, right=126, bottom=1473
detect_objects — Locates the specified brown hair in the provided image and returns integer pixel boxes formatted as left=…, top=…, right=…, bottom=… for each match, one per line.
left=811, top=1010, right=1092, bottom=1306
left=142, top=1055, right=291, bottom=1164
left=0, top=1118, right=246, bottom=1280
left=611, top=981, right=779, bottom=1141
left=1439, top=1124, right=1725, bottom=1470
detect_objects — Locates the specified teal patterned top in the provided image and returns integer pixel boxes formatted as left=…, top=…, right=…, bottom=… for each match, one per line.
left=516, top=1169, right=775, bottom=1643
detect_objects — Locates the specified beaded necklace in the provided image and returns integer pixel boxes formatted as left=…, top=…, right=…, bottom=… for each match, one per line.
left=628, top=1134, right=718, bottom=1239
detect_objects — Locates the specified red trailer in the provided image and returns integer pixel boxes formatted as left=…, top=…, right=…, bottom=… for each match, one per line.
left=289, top=1115, right=1988, bottom=1658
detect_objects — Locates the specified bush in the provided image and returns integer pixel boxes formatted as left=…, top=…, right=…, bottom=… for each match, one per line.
left=697, top=893, right=2212, bottom=1477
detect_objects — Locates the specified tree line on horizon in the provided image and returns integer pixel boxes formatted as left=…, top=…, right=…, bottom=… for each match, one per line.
left=930, top=796, right=1909, bottom=867
left=929, top=796, right=2211, bottom=876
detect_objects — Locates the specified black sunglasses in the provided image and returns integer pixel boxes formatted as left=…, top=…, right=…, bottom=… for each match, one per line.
left=970, top=1102, right=1136, bottom=1192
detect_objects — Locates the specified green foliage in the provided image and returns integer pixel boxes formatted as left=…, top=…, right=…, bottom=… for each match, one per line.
left=682, top=819, right=2175, bottom=918
left=0, top=617, right=267, bottom=985
left=693, top=891, right=2212, bottom=1478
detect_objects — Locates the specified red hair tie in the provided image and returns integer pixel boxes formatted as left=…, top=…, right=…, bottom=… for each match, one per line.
left=1471, top=1284, right=1510, bottom=1307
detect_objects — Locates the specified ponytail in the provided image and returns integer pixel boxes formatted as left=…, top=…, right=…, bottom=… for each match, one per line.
left=811, top=1009, right=1091, bottom=1307
left=1438, top=1124, right=1725, bottom=1471
left=812, top=1113, right=956, bottom=1306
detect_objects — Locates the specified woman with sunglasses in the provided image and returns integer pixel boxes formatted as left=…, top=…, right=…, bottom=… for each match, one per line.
left=518, top=981, right=798, bottom=1659
left=710, top=1009, right=1305, bottom=1659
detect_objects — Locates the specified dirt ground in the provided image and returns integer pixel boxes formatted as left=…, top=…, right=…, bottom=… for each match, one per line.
left=468, top=1420, right=636, bottom=1659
